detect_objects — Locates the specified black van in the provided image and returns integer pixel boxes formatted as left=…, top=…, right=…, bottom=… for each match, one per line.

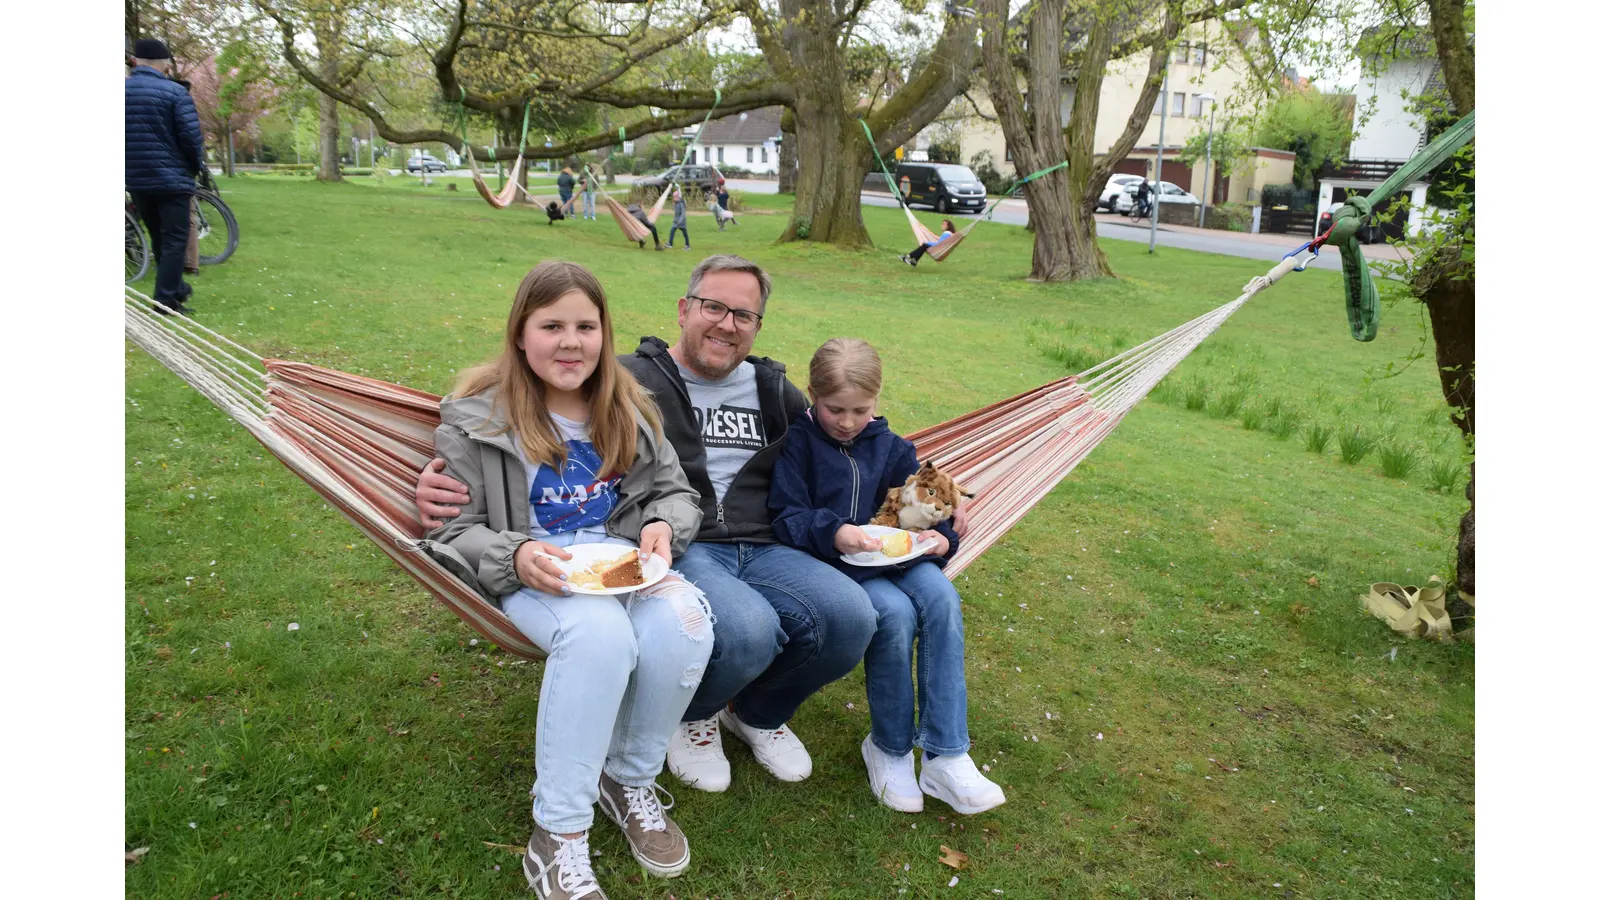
left=893, top=162, right=987, bottom=213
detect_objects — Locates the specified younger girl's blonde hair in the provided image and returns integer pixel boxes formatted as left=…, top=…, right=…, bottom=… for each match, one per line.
left=455, top=260, right=660, bottom=476
left=808, top=338, right=883, bottom=399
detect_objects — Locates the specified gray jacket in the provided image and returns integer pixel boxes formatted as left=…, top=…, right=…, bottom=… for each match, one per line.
left=672, top=198, right=687, bottom=228
left=422, top=388, right=702, bottom=601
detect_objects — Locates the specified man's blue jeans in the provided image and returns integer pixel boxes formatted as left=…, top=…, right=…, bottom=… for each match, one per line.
left=860, top=561, right=971, bottom=757
left=675, top=541, right=876, bottom=729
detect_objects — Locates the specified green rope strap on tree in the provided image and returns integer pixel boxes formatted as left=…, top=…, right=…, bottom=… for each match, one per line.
left=1318, top=110, right=1475, bottom=342
left=519, top=103, right=531, bottom=155
left=859, top=119, right=908, bottom=205
left=979, top=161, right=1071, bottom=220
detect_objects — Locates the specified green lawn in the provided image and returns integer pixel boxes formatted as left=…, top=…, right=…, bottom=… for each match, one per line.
left=126, top=177, right=1473, bottom=898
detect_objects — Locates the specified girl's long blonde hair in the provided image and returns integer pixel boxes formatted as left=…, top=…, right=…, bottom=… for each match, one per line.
left=456, top=260, right=660, bottom=477
left=807, top=338, right=883, bottom=399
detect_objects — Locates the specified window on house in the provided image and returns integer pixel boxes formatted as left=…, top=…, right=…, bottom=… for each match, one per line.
left=1004, top=145, right=1012, bottom=162
left=1191, top=94, right=1205, bottom=117
left=761, top=147, right=768, bottom=163
left=1193, top=42, right=1207, bottom=66
left=746, top=146, right=754, bottom=163
left=1172, top=92, right=1186, bottom=116
left=1174, top=41, right=1189, bottom=64
left=717, top=146, right=724, bottom=162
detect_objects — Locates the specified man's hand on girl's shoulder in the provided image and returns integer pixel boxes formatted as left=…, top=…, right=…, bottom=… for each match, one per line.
left=417, top=458, right=473, bottom=528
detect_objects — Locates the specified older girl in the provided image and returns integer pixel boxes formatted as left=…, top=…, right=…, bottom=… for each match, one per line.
left=430, top=260, right=710, bottom=898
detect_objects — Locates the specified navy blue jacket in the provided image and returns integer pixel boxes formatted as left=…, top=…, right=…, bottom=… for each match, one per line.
left=125, top=67, right=206, bottom=193
left=769, top=409, right=960, bottom=582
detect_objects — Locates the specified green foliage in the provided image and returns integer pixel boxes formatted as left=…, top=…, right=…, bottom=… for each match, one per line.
left=1427, top=456, right=1465, bottom=493
left=968, top=149, right=1009, bottom=196
left=1267, top=408, right=1303, bottom=441
left=1378, top=441, right=1421, bottom=478
left=1305, top=422, right=1334, bottom=453
left=1182, top=380, right=1210, bottom=411
left=1239, top=405, right=1265, bottom=431
left=1210, top=386, right=1246, bottom=418
left=1252, top=87, right=1354, bottom=189
left=1337, top=425, right=1377, bottom=464
left=1177, top=124, right=1254, bottom=181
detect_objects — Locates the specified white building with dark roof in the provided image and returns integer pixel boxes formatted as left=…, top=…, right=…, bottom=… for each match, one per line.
left=687, top=106, right=783, bottom=174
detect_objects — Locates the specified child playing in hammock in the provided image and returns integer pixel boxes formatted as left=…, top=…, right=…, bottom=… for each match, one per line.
left=900, top=218, right=956, bottom=267
left=767, top=338, right=1007, bottom=816
left=429, top=260, right=710, bottom=897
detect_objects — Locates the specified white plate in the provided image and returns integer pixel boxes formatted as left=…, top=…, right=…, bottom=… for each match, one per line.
left=547, top=543, right=669, bottom=596
left=841, top=524, right=934, bottom=567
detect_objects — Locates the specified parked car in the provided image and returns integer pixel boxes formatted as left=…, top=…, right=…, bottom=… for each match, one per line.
left=635, top=163, right=726, bottom=200
left=407, top=153, right=448, bottom=174
left=1114, top=180, right=1200, bottom=214
left=1097, top=174, right=1146, bottom=211
left=894, top=162, right=987, bottom=213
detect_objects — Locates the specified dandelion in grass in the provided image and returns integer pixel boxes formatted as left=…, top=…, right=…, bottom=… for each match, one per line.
left=1337, top=425, right=1376, bottom=464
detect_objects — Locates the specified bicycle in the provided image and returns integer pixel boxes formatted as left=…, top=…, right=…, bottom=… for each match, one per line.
left=125, top=204, right=150, bottom=284
left=1126, top=197, right=1151, bottom=224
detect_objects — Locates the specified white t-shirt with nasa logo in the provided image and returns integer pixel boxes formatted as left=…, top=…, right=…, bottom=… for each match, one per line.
left=519, top=412, right=623, bottom=540
left=675, top=359, right=766, bottom=503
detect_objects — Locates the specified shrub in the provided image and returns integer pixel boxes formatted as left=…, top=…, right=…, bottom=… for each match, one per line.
left=1304, top=422, right=1333, bottom=453
left=1337, top=425, right=1376, bottom=464
left=1426, top=457, right=1464, bottom=493
left=968, top=150, right=1008, bottom=196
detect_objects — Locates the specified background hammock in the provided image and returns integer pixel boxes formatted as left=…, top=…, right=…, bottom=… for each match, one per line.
left=462, top=146, right=527, bottom=209
left=123, top=254, right=1299, bottom=661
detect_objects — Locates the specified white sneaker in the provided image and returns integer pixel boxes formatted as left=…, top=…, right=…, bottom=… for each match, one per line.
left=919, top=753, right=1007, bottom=815
left=665, top=718, right=731, bottom=792
left=718, top=707, right=813, bottom=782
left=861, top=737, right=923, bottom=812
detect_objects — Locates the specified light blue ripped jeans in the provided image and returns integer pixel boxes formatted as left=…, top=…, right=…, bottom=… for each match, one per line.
left=500, top=531, right=713, bottom=834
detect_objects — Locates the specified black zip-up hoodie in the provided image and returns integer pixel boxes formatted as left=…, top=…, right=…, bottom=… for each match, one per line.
left=620, top=336, right=809, bottom=543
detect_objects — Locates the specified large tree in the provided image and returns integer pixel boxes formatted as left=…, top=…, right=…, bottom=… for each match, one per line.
left=976, top=0, right=1258, bottom=282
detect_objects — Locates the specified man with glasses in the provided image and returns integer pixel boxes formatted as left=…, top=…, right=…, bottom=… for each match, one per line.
left=415, top=254, right=878, bottom=799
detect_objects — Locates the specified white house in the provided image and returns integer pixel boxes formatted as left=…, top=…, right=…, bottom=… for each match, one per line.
left=1317, top=35, right=1446, bottom=239
left=687, top=106, right=783, bottom=174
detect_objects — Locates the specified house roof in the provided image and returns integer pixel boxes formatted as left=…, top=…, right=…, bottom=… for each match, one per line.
left=696, top=106, right=783, bottom=146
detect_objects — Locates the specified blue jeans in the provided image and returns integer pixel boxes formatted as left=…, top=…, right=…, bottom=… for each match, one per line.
left=667, top=224, right=689, bottom=247
left=582, top=192, right=596, bottom=218
left=861, top=561, right=970, bottom=757
left=501, top=532, right=713, bottom=834
left=675, top=542, right=876, bottom=728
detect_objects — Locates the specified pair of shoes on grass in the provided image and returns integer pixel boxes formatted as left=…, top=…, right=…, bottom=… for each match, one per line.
left=523, top=773, right=691, bottom=899
left=666, top=706, right=812, bottom=792
left=861, top=737, right=1006, bottom=815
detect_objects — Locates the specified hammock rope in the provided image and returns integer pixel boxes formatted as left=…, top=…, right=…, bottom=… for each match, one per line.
left=860, top=118, right=1065, bottom=262
left=1305, top=109, right=1475, bottom=341
left=647, top=88, right=722, bottom=224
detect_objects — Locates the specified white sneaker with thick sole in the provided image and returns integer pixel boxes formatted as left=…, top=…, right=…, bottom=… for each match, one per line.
left=665, top=718, right=731, bottom=793
left=718, top=707, right=813, bottom=782
left=919, top=752, right=1007, bottom=815
left=861, top=737, right=923, bottom=812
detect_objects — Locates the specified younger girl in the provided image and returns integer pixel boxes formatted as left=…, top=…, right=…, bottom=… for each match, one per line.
left=900, top=218, right=956, bottom=267
left=768, top=339, right=1006, bottom=815
left=666, top=189, right=690, bottom=250
left=430, top=260, right=711, bottom=899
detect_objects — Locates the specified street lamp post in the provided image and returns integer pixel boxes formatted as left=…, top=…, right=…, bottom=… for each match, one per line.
left=1196, top=93, right=1216, bottom=229
left=1149, top=58, right=1171, bottom=253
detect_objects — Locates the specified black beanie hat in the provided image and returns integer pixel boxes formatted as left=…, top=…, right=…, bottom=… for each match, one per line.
left=133, top=38, right=172, bottom=60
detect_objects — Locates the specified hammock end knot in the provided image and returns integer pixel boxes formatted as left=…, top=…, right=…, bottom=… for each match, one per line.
left=1324, top=196, right=1372, bottom=247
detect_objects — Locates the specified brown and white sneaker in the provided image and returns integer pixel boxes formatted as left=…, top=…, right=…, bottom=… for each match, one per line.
left=522, top=827, right=607, bottom=899
left=596, top=772, right=691, bottom=877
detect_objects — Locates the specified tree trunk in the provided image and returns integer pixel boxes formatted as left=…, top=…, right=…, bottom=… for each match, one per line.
left=314, top=23, right=342, bottom=183
left=780, top=104, right=873, bottom=245
left=225, top=129, right=236, bottom=177
left=778, top=111, right=797, bottom=194
left=1414, top=228, right=1474, bottom=598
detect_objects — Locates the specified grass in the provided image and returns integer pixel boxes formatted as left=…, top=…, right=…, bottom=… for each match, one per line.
left=1267, top=408, right=1303, bottom=441
left=1239, top=405, right=1266, bottom=431
left=1427, top=456, right=1466, bottom=493
left=1378, top=441, right=1423, bottom=479
left=126, top=176, right=1473, bottom=898
left=1337, top=426, right=1378, bottom=465
left=1305, top=422, right=1335, bottom=454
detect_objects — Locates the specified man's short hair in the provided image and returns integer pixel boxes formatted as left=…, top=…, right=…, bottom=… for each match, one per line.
left=686, top=254, right=772, bottom=313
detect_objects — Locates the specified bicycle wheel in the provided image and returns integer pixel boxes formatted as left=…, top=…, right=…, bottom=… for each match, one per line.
left=125, top=210, right=150, bottom=284
left=194, top=191, right=239, bottom=265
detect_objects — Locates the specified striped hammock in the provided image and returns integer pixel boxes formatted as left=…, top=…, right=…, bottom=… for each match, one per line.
left=462, top=146, right=527, bottom=209
left=122, top=253, right=1304, bottom=660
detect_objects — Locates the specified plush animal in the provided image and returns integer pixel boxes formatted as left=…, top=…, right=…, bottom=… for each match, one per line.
left=870, top=461, right=974, bottom=532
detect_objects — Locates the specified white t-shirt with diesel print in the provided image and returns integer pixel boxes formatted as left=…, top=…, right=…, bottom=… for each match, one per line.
left=675, top=359, right=765, bottom=503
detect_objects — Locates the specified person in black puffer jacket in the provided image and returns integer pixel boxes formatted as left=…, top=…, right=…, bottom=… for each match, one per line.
left=126, top=39, right=206, bottom=315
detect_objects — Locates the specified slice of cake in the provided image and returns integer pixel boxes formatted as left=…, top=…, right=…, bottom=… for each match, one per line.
left=595, top=550, right=645, bottom=588
left=879, top=530, right=913, bottom=558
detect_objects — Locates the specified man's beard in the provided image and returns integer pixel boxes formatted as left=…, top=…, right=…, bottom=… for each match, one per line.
left=686, top=335, right=744, bottom=380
